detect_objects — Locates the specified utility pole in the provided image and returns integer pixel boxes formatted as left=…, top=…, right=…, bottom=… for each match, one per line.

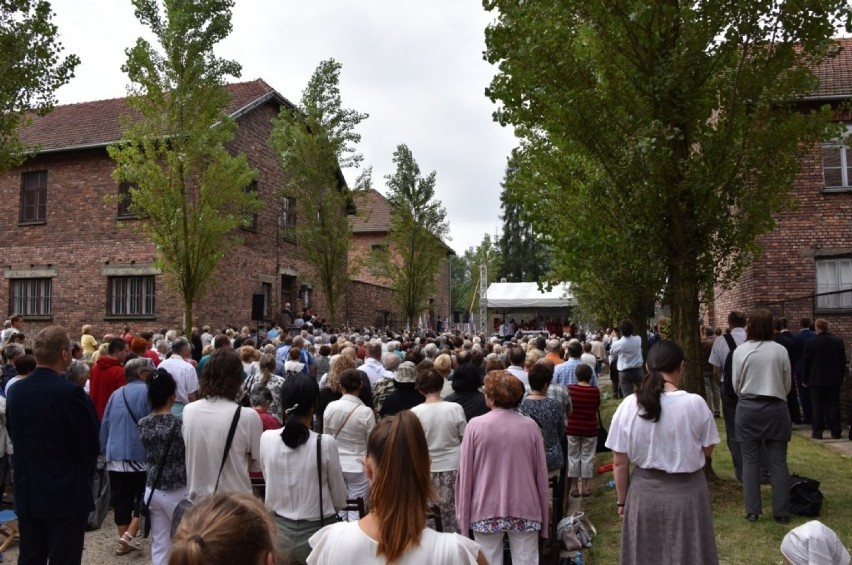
left=479, top=263, right=488, bottom=335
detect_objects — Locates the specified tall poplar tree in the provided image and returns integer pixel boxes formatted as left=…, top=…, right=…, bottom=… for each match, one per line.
left=499, top=163, right=549, bottom=282
left=271, top=59, right=369, bottom=326
left=379, top=144, right=450, bottom=329
left=0, top=0, right=79, bottom=170
left=108, top=0, right=258, bottom=334
left=484, top=0, right=851, bottom=391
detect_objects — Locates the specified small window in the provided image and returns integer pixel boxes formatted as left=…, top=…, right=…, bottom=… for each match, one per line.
left=20, top=171, right=47, bottom=224
left=117, top=182, right=137, bottom=218
left=10, top=278, right=52, bottom=317
left=108, top=276, right=156, bottom=316
left=281, top=197, right=296, bottom=239
left=822, top=124, right=852, bottom=191
left=816, top=257, right=852, bottom=310
left=243, top=181, right=258, bottom=231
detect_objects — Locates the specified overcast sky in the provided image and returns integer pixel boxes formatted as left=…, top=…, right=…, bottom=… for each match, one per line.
left=47, top=0, right=516, bottom=254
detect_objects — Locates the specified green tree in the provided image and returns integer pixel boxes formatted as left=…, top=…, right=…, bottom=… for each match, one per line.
left=270, top=59, right=369, bottom=326
left=499, top=162, right=549, bottom=282
left=484, top=0, right=851, bottom=391
left=108, top=0, right=257, bottom=334
left=379, top=144, right=450, bottom=329
left=452, top=233, right=502, bottom=316
left=0, top=0, right=79, bottom=170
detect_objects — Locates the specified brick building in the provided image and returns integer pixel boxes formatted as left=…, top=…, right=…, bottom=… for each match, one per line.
left=348, top=189, right=454, bottom=329
left=712, top=39, right=852, bottom=415
left=0, top=79, right=442, bottom=337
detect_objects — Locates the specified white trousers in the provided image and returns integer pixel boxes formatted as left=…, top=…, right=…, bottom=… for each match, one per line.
left=474, top=531, right=539, bottom=565
left=566, top=435, right=597, bottom=479
left=145, top=485, right=188, bottom=565
left=341, top=471, right=370, bottom=521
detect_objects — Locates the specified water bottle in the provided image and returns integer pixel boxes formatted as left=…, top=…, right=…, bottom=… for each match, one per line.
left=574, top=550, right=584, bottom=565
left=603, top=392, right=610, bottom=401
left=605, top=479, right=616, bottom=489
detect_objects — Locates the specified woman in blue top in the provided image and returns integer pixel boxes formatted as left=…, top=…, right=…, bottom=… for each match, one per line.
left=100, top=356, right=153, bottom=555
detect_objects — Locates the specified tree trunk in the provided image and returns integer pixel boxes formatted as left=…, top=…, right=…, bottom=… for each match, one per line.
left=183, top=296, right=193, bottom=339
left=669, top=266, right=717, bottom=479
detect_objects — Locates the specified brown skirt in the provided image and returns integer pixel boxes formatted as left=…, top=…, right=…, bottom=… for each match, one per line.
left=621, top=466, right=718, bottom=565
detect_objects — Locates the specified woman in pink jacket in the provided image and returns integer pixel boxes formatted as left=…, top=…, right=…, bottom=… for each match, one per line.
left=456, top=370, right=550, bottom=565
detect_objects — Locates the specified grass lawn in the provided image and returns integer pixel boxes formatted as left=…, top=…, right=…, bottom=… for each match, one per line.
left=579, top=385, right=852, bottom=564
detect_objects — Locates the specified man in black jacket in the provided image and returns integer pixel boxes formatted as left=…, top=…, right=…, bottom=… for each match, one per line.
left=802, top=319, right=847, bottom=440
left=7, top=326, right=100, bottom=564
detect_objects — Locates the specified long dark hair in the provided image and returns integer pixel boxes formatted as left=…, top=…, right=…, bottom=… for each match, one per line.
left=637, top=340, right=683, bottom=422
left=366, top=411, right=434, bottom=562
left=279, top=373, right=319, bottom=449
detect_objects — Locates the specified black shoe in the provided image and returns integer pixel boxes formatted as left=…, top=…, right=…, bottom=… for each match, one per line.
left=774, top=515, right=790, bottom=524
left=746, top=514, right=759, bottom=522
left=812, top=433, right=824, bottom=440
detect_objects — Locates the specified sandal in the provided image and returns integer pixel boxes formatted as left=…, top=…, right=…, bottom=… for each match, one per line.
left=118, top=532, right=142, bottom=554
left=570, top=489, right=581, bottom=497
left=582, top=488, right=592, bottom=497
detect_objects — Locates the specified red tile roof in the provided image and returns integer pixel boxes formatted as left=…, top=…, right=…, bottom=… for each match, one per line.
left=17, top=79, right=281, bottom=153
left=351, top=189, right=391, bottom=233
left=811, top=38, right=852, bottom=97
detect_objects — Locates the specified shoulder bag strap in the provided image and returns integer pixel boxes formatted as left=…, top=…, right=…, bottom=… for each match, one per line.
left=122, top=388, right=139, bottom=425
left=723, top=333, right=737, bottom=353
left=332, top=403, right=360, bottom=439
left=214, top=405, right=242, bottom=493
left=317, top=434, right=324, bottom=526
left=144, top=421, right=180, bottom=507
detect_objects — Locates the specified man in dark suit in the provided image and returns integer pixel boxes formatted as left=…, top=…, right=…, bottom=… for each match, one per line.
left=792, top=317, right=817, bottom=425
left=802, top=319, right=847, bottom=440
left=773, top=318, right=799, bottom=424
left=7, top=326, right=100, bottom=564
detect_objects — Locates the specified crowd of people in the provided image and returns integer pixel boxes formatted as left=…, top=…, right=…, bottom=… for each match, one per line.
left=0, top=307, right=848, bottom=564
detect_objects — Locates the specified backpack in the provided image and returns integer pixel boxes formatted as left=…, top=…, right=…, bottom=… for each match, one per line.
left=722, top=333, right=738, bottom=398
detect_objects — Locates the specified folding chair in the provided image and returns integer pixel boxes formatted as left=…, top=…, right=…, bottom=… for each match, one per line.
left=341, top=497, right=366, bottom=520
left=0, top=509, right=18, bottom=553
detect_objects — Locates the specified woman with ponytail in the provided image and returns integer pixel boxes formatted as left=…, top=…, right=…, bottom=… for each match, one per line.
left=260, top=373, right=347, bottom=564
left=605, top=340, right=721, bottom=564
left=307, top=411, right=485, bottom=564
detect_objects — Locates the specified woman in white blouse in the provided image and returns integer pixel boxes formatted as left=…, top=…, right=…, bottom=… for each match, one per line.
left=606, top=340, right=720, bottom=564
left=322, top=368, right=376, bottom=520
left=411, top=367, right=466, bottom=533
left=260, top=373, right=347, bottom=564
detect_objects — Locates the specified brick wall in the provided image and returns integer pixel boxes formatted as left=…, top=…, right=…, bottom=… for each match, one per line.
left=0, top=100, right=322, bottom=337
left=712, top=114, right=852, bottom=424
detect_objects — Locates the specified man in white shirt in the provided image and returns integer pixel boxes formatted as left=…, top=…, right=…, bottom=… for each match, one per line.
left=158, top=337, right=198, bottom=417
left=709, top=310, right=747, bottom=481
left=360, top=343, right=391, bottom=385
left=505, top=346, right=530, bottom=389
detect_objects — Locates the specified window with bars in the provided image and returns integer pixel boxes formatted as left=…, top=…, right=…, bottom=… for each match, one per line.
left=117, top=182, right=136, bottom=218
left=822, top=123, right=852, bottom=191
left=20, top=171, right=47, bottom=223
left=243, top=181, right=258, bottom=231
left=10, top=278, right=52, bottom=317
left=816, top=257, right=852, bottom=310
left=281, top=197, right=297, bottom=240
left=108, top=276, right=156, bottom=316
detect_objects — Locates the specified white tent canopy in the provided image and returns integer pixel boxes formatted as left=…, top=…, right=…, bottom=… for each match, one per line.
left=485, top=282, right=573, bottom=309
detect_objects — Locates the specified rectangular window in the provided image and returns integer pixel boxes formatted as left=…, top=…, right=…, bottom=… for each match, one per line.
left=816, top=258, right=852, bottom=310
left=20, top=171, right=47, bottom=223
left=243, top=181, right=258, bottom=231
left=822, top=123, right=852, bottom=191
left=108, top=276, right=156, bottom=316
left=262, top=282, right=272, bottom=318
left=281, top=197, right=296, bottom=239
left=117, top=182, right=136, bottom=218
left=10, top=278, right=52, bottom=317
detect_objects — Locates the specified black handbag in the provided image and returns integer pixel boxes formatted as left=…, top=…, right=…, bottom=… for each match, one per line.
left=596, top=410, right=611, bottom=453
left=140, top=421, right=180, bottom=538
left=789, top=474, right=823, bottom=517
